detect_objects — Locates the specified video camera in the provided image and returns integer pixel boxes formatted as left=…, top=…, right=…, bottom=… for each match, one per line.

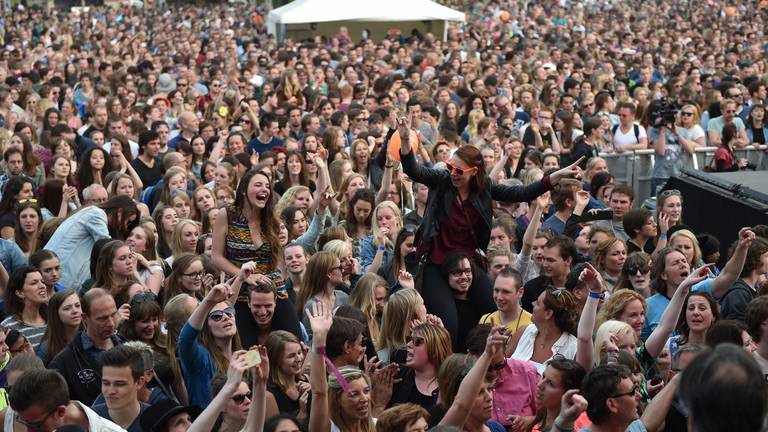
left=649, top=98, right=680, bottom=127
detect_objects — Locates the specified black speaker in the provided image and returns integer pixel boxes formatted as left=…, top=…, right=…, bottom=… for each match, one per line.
left=662, top=168, right=768, bottom=268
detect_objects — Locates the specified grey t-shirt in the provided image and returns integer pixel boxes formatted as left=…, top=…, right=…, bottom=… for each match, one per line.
left=649, top=126, right=683, bottom=180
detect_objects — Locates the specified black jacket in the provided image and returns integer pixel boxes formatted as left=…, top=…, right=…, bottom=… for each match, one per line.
left=49, top=332, right=125, bottom=405
left=400, top=150, right=551, bottom=261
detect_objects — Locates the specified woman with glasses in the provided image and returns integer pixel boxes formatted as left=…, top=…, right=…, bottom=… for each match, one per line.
left=614, top=252, right=652, bottom=297
left=389, top=323, right=451, bottom=410
left=675, top=104, right=706, bottom=163
left=179, top=281, right=241, bottom=406
left=323, top=239, right=358, bottom=291
left=510, top=287, right=578, bottom=373
left=378, top=288, right=428, bottom=364
left=397, top=116, right=582, bottom=351
left=163, top=254, right=208, bottom=304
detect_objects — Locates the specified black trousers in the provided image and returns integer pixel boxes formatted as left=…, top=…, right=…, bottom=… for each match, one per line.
left=419, top=262, right=495, bottom=350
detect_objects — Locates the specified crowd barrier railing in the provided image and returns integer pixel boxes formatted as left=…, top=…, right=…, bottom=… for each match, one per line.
left=597, top=145, right=767, bottom=205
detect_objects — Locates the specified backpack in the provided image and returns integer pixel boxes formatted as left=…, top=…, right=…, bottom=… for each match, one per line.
left=612, top=123, right=640, bottom=144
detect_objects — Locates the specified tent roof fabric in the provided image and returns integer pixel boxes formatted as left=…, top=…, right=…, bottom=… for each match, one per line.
left=266, top=0, right=465, bottom=27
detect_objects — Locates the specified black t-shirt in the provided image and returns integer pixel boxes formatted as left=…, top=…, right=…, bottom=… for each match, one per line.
left=389, top=367, right=438, bottom=409
left=521, top=275, right=553, bottom=313
left=455, top=298, right=483, bottom=353
left=522, top=127, right=554, bottom=149
left=131, top=157, right=163, bottom=188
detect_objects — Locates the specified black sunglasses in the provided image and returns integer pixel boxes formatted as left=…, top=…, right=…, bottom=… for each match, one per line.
left=130, top=291, right=158, bottom=306
left=405, top=335, right=426, bottom=346
left=232, top=391, right=252, bottom=404
left=209, top=307, right=235, bottom=322
left=627, top=264, right=650, bottom=275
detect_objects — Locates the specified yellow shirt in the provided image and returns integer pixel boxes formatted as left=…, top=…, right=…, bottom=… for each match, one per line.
left=479, top=309, right=532, bottom=334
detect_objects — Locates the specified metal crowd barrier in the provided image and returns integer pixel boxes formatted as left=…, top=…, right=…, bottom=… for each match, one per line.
left=597, top=145, right=767, bottom=205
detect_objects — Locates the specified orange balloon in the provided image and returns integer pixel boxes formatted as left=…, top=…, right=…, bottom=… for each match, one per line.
left=725, top=6, right=735, bottom=16
left=500, top=11, right=510, bottom=22
left=388, top=129, right=419, bottom=161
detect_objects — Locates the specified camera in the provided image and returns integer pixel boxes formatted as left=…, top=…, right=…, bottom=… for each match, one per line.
left=649, top=98, right=680, bottom=127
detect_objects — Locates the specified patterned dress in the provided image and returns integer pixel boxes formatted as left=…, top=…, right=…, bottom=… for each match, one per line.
left=224, top=205, right=284, bottom=293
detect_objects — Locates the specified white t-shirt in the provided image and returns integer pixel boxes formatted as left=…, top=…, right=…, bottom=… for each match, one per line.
left=511, top=324, right=578, bottom=373
left=612, top=123, right=647, bottom=150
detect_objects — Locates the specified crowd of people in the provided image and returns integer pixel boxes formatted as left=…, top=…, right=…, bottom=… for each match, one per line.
left=0, top=0, right=767, bottom=431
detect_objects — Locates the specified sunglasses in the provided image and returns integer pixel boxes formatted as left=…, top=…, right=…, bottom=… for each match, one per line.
left=130, top=291, right=158, bottom=306
left=405, top=335, right=426, bottom=346
left=680, top=112, right=694, bottom=117
left=659, top=189, right=681, bottom=198
left=627, top=265, right=650, bottom=275
left=445, top=162, right=477, bottom=176
left=232, top=391, right=252, bottom=404
left=208, top=307, right=235, bottom=322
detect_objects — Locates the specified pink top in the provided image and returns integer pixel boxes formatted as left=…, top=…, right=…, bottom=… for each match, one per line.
left=491, top=357, right=540, bottom=426
left=532, top=412, right=591, bottom=432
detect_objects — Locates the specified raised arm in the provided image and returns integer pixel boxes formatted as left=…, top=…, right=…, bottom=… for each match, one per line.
left=645, top=264, right=712, bottom=357
left=397, top=116, right=448, bottom=188
left=711, top=228, right=754, bottom=299
left=375, top=157, right=395, bottom=205
left=307, top=302, right=334, bottom=432
left=241, top=346, right=269, bottom=432
left=576, top=264, right=603, bottom=370
left=188, top=283, right=234, bottom=330
left=489, top=143, right=511, bottom=182
left=521, top=194, right=548, bottom=257
left=640, top=373, right=680, bottom=432
left=492, top=156, right=584, bottom=202
left=440, top=326, right=507, bottom=427
left=188, top=350, right=249, bottom=432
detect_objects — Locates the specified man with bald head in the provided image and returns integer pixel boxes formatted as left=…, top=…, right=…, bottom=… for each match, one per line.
left=168, top=111, right=199, bottom=150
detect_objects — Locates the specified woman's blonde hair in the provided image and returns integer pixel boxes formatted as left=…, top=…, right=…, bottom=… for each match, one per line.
left=323, top=239, right=352, bottom=258
left=593, top=237, right=626, bottom=275
left=412, top=323, right=452, bottom=370
left=170, top=219, right=201, bottom=259
left=276, top=185, right=311, bottom=217
left=328, top=367, right=375, bottom=432
left=371, top=201, right=402, bottom=247
left=594, top=320, right=635, bottom=364
left=595, top=289, right=647, bottom=330
left=378, top=288, right=423, bottom=357
left=669, top=229, right=703, bottom=267
left=349, top=273, right=387, bottom=348
left=164, top=293, right=195, bottom=389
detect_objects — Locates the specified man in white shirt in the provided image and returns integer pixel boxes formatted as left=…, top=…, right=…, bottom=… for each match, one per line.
left=612, top=101, right=648, bottom=152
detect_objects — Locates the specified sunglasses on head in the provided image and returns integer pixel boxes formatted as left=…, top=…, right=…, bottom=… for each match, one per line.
left=445, top=162, right=477, bottom=176
left=208, top=307, right=235, bottom=322
left=232, top=391, right=252, bottom=404
left=130, top=291, right=158, bottom=306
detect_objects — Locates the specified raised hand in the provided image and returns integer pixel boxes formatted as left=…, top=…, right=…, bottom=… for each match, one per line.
left=535, top=192, right=551, bottom=211
left=206, top=282, right=233, bottom=304
left=575, top=190, right=590, bottom=209
left=239, top=261, right=258, bottom=279
left=226, top=350, right=249, bottom=386
left=397, top=116, right=412, bottom=145
left=550, top=156, right=585, bottom=184
left=485, top=325, right=509, bottom=357
left=398, top=270, right=415, bottom=290
left=603, top=332, right=620, bottom=354
left=738, top=227, right=756, bottom=248
left=253, top=345, right=270, bottom=382
left=579, top=263, right=604, bottom=294
left=307, top=301, right=333, bottom=338
left=658, top=212, right=670, bottom=235
left=375, top=227, right=390, bottom=246
left=679, top=263, right=715, bottom=292
left=559, top=389, right=588, bottom=423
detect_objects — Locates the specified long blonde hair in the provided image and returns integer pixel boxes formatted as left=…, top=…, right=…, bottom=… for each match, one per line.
left=170, top=219, right=201, bottom=260
left=349, top=273, right=386, bottom=348
left=296, top=251, right=338, bottom=316
left=595, top=289, right=647, bottom=331
left=378, top=289, right=423, bottom=357
left=371, top=201, right=402, bottom=247
left=594, top=320, right=635, bottom=364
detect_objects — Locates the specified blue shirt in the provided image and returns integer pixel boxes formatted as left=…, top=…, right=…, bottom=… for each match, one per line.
left=92, top=402, right=149, bottom=432
left=0, top=238, right=27, bottom=274
left=542, top=214, right=567, bottom=236
left=179, top=322, right=216, bottom=406
left=247, top=136, right=284, bottom=154
left=642, top=294, right=669, bottom=341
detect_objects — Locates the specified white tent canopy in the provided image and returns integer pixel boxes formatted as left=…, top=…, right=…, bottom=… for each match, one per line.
left=266, top=0, right=465, bottom=39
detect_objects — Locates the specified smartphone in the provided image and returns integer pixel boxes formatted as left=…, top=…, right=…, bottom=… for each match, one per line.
left=244, top=349, right=262, bottom=368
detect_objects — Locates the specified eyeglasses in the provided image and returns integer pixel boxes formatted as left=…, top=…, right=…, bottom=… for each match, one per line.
left=450, top=268, right=472, bottom=277
left=208, top=307, right=235, bottom=322
left=610, top=385, right=640, bottom=399
left=238, top=118, right=251, bottom=125
left=405, top=335, right=426, bottom=346
left=437, top=147, right=451, bottom=154
left=183, top=271, right=204, bottom=279
left=232, top=391, right=252, bottom=404
left=18, top=199, right=37, bottom=204
left=725, top=110, right=736, bottom=114
left=445, top=162, right=477, bottom=176
left=15, top=411, right=55, bottom=432
left=681, top=112, right=694, bottom=117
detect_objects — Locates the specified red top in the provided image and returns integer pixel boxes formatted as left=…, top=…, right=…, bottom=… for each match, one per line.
left=429, top=195, right=481, bottom=265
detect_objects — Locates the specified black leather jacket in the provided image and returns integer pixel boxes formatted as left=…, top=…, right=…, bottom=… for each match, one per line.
left=400, top=150, right=552, bottom=261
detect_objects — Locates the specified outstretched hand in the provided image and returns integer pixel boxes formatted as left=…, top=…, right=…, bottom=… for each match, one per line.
left=307, top=301, right=333, bottom=338
left=550, top=156, right=584, bottom=184
left=579, top=263, right=604, bottom=295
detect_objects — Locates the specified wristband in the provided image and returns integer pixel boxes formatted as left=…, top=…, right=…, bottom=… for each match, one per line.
left=313, top=345, right=326, bottom=354
left=659, top=233, right=668, bottom=239
left=588, top=291, right=601, bottom=299
left=377, top=245, right=386, bottom=251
